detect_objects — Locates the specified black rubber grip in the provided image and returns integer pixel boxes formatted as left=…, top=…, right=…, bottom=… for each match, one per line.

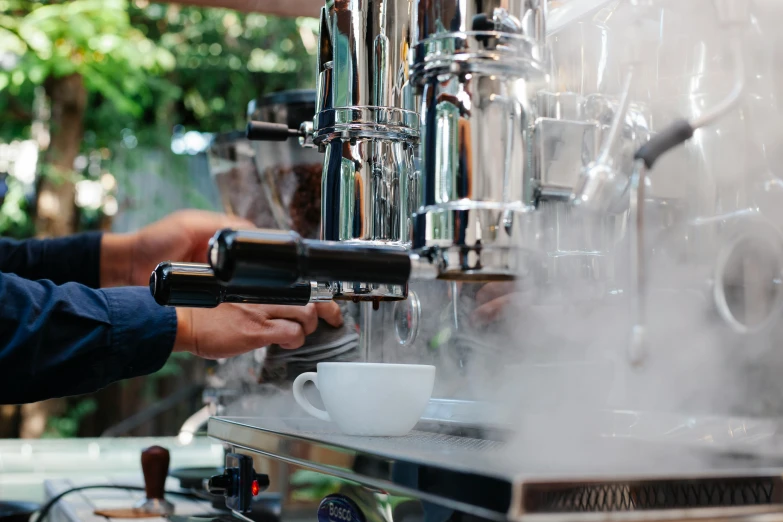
left=210, top=229, right=301, bottom=287
left=634, top=119, right=694, bottom=169
left=246, top=121, right=299, bottom=142
left=209, top=228, right=412, bottom=287
left=303, top=242, right=412, bottom=285
left=151, top=262, right=221, bottom=307
left=150, top=261, right=312, bottom=307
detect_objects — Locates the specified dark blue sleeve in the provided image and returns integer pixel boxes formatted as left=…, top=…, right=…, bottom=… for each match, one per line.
left=0, top=272, right=177, bottom=404
left=0, top=232, right=102, bottom=288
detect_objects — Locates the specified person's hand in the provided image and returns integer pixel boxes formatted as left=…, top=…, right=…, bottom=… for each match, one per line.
left=470, top=282, right=522, bottom=326
left=103, top=209, right=346, bottom=357
left=101, top=210, right=252, bottom=288
left=175, top=302, right=344, bottom=358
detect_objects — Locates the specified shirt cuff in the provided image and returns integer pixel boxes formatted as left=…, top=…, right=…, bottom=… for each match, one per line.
left=102, top=286, right=178, bottom=381
left=45, top=231, right=103, bottom=288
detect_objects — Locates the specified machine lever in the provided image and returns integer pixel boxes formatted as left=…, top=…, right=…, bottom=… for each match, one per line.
left=150, top=261, right=317, bottom=308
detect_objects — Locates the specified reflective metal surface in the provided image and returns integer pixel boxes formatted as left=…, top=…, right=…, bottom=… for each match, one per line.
left=414, top=0, right=547, bottom=49
left=209, top=414, right=783, bottom=521
left=326, top=0, right=415, bottom=112
left=412, top=65, right=543, bottom=279
left=308, top=0, right=420, bottom=299
left=203, top=0, right=783, bottom=453
left=713, top=225, right=783, bottom=335
left=320, top=137, right=414, bottom=245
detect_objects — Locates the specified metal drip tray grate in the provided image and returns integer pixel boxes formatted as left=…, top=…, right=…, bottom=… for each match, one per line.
left=529, top=477, right=782, bottom=513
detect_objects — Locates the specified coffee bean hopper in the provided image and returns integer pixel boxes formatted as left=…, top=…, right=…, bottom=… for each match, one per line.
left=150, top=1, right=783, bottom=521
left=163, top=90, right=349, bottom=446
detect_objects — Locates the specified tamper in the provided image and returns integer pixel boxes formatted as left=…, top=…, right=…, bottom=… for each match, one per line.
left=92, top=445, right=175, bottom=518
left=134, top=445, right=175, bottom=515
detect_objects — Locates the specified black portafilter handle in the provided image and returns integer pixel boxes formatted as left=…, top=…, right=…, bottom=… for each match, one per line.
left=246, top=120, right=301, bottom=141
left=150, top=261, right=314, bottom=308
left=209, top=228, right=413, bottom=288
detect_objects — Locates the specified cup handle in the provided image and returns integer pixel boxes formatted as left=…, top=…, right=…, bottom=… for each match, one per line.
left=292, top=372, right=331, bottom=422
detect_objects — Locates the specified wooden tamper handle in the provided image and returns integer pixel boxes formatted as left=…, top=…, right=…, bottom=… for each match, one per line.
left=141, top=446, right=170, bottom=500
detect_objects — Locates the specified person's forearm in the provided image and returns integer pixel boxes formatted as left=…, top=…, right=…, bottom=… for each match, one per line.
left=0, top=273, right=176, bottom=404
left=0, top=233, right=103, bottom=288
left=0, top=232, right=141, bottom=289
left=100, top=233, right=135, bottom=288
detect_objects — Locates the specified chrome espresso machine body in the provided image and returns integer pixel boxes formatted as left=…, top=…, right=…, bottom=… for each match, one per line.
left=150, top=1, right=783, bottom=521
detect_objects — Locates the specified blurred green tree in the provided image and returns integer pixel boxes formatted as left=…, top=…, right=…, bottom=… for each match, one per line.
left=0, top=0, right=175, bottom=236
left=0, top=0, right=317, bottom=235
left=126, top=3, right=317, bottom=134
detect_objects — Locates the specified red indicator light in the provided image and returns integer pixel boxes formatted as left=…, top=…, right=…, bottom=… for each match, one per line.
left=251, top=479, right=260, bottom=496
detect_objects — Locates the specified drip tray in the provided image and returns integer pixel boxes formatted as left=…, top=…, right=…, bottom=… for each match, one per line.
left=208, top=415, right=783, bottom=522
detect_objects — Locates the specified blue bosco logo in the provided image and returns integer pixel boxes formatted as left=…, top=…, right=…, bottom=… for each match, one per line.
left=318, top=495, right=364, bottom=522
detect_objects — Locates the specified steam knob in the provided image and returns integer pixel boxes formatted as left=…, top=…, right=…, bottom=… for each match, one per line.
left=299, top=121, right=316, bottom=148
left=135, top=446, right=174, bottom=515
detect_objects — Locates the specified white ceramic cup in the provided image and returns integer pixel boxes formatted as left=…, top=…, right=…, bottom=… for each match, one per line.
left=292, top=362, right=436, bottom=436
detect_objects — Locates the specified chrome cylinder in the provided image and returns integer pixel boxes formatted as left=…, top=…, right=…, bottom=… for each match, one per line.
left=327, top=0, right=416, bottom=111
left=414, top=0, right=547, bottom=51
left=311, top=0, right=419, bottom=299
left=409, top=0, right=549, bottom=280
left=412, top=69, right=541, bottom=280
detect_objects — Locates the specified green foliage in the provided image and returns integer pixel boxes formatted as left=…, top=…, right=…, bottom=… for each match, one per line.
left=126, top=3, right=316, bottom=133
left=151, top=351, right=190, bottom=379
left=0, top=177, right=34, bottom=238
left=0, top=0, right=174, bottom=117
left=1, top=2, right=318, bottom=146
left=142, top=351, right=190, bottom=401
left=42, top=397, right=98, bottom=438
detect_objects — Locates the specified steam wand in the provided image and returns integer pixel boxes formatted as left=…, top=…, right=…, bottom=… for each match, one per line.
left=628, top=35, right=745, bottom=367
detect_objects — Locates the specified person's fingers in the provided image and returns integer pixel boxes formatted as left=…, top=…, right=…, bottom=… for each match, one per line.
left=475, top=282, right=516, bottom=306
left=300, top=304, right=320, bottom=335
left=316, top=302, right=344, bottom=327
left=173, top=308, right=195, bottom=353
left=266, top=319, right=307, bottom=349
left=470, top=293, right=518, bottom=326
left=180, top=304, right=322, bottom=359
left=214, top=214, right=255, bottom=230
left=175, top=209, right=254, bottom=230
left=182, top=212, right=256, bottom=264
left=261, top=304, right=319, bottom=336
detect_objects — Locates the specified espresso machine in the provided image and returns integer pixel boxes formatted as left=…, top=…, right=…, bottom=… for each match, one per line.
left=150, top=0, right=783, bottom=521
